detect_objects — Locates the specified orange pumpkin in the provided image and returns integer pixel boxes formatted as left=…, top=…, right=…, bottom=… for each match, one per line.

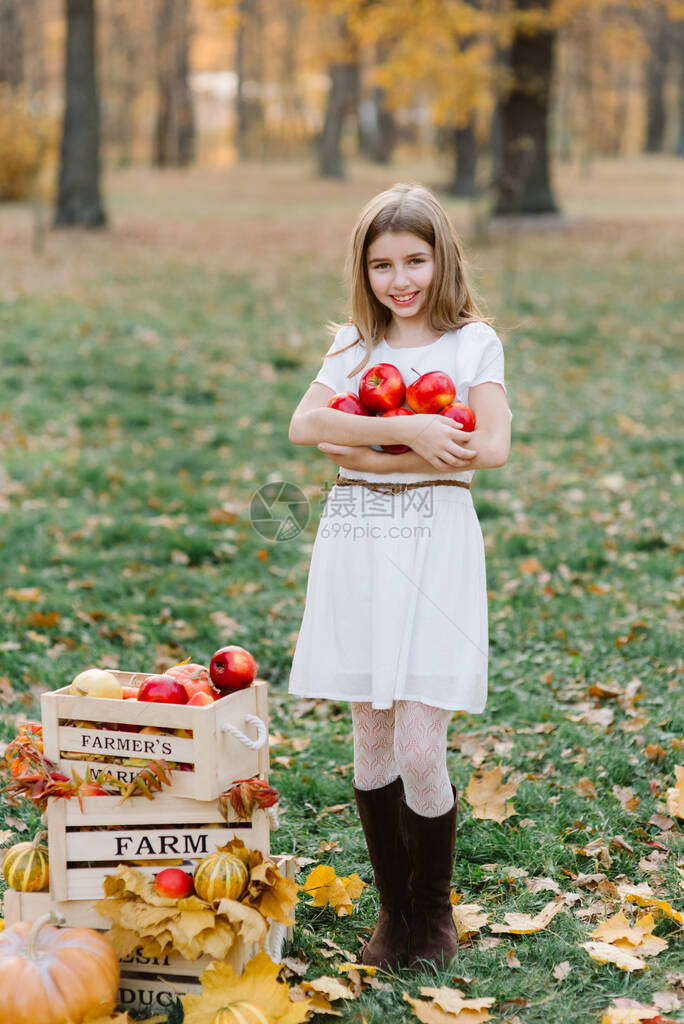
left=2, top=833, right=49, bottom=892
left=211, top=1004, right=273, bottom=1024
left=0, top=911, right=119, bottom=1024
left=194, top=846, right=248, bottom=903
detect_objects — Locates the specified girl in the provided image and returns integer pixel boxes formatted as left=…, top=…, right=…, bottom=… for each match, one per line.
left=287, top=183, right=512, bottom=971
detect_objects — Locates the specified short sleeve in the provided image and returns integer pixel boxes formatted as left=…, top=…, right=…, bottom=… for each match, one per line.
left=462, top=322, right=513, bottom=421
left=311, top=324, right=360, bottom=395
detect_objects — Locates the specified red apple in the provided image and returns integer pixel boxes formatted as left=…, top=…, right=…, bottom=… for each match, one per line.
left=154, top=867, right=194, bottom=899
left=359, top=363, right=405, bottom=413
left=406, top=369, right=455, bottom=414
left=327, top=392, right=370, bottom=415
left=137, top=674, right=189, bottom=705
left=440, top=402, right=476, bottom=431
left=187, top=691, right=214, bottom=706
left=380, top=407, right=415, bottom=453
left=209, top=645, right=257, bottom=691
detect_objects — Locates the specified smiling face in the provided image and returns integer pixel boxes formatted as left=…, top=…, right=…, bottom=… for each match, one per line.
left=366, top=231, right=435, bottom=327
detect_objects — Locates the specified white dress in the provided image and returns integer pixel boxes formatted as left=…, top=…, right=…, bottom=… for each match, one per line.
left=288, top=322, right=513, bottom=712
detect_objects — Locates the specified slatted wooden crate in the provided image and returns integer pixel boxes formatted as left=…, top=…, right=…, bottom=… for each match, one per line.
left=41, top=674, right=269, bottom=801
left=46, top=794, right=271, bottom=902
left=3, top=857, right=296, bottom=1014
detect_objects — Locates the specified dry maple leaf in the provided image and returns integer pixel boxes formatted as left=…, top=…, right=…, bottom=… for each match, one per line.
left=600, top=1000, right=676, bottom=1023
left=303, top=864, right=366, bottom=917
left=181, top=951, right=313, bottom=1024
left=616, top=882, right=684, bottom=924
left=449, top=896, right=490, bottom=941
left=405, top=988, right=495, bottom=1024
left=581, top=940, right=647, bottom=972
left=490, top=897, right=564, bottom=934
left=574, top=777, right=598, bottom=798
left=463, top=764, right=518, bottom=822
left=590, top=910, right=668, bottom=958
left=613, top=785, right=639, bottom=812
left=300, top=977, right=356, bottom=1002
left=666, top=766, right=684, bottom=819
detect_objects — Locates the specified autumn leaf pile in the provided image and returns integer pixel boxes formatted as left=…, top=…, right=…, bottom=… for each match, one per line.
left=94, top=838, right=298, bottom=961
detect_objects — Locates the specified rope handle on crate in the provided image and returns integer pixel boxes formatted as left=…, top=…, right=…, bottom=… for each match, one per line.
left=221, top=714, right=268, bottom=751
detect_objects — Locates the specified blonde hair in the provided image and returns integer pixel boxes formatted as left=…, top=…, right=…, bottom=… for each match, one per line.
left=324, top=182, right=490, bottom=380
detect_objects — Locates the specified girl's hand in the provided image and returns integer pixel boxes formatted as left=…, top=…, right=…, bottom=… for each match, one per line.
left=402, top=414, right=477, bottom=471
left=317, top=442, right=374, bottom=472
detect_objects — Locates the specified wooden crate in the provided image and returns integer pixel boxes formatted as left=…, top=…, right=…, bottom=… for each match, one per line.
left=41, top=674, right=269, bottom=802
left=3, top=857, right=296, bottom=1014
left=46, top=794, right=271, bottom=902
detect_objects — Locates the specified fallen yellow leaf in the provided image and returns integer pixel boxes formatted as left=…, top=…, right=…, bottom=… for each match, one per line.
left=464, top=764, right=519, bottom=823
left=490, top=897, right=564, bottom=934
left=581, top=940, right=647, bottom=971
left=405, top=990, right=495, bottom=1024
left=666, top=765, right=684, bottom=818
left=303, top=865, right=366, bottom=917
left=181, top=952, right=313, bottom=1024
left=451, top=901, right=490, bottom=940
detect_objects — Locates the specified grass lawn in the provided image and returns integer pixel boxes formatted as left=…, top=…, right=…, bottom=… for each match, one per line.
left=0, top=155, right=682, bottom=1023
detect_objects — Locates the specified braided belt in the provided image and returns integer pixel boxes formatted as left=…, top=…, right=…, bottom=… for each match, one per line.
left=335, top=471, right=471, bottom=494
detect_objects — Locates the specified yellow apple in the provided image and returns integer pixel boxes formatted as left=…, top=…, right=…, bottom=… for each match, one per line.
left=69, top=668, right=122, bottom=699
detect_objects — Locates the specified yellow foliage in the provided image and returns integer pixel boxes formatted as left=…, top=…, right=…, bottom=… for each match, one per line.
left=404, top=989, right=495, bottom=1024
left=181, top=952, right=313, bottom=1024
left=94, top=864, right=266, bottom=961
left=0, top=87, right=54, bottom=200
left=464, top=765, right=519, bottom=823
left=303, top=864, right=366, bottom=916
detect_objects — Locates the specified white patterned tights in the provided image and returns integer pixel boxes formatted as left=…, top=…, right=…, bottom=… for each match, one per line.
left=351, top=701, right=454, bottom=817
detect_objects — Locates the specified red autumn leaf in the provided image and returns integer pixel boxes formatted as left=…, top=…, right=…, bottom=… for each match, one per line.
left=221, top=776, right=279, bottom=821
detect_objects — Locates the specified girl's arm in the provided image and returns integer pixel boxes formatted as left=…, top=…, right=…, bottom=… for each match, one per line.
left=318, top=445, right=478, bottom=474
left=319, top=384, right=511, bottom=473
left=292, top=405, right=413, bottom=447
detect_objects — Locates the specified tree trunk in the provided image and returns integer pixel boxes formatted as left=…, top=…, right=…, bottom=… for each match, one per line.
left=448, top=118, right=477, bottom=196
left=235, top=0, right=264, bottom=160
left=644, top=6, right=668, bottom=153
left=319, top=59, right=359, bottom=177
left=101, top=1, right=144, bottom=167
left=55, top=0, right=106, bottom=227
left=489, top=41, right=508, bottom=184
left=358, top=38, right=396, bottom=164
left=677, top=20, right=684, bottom=156
left=154, top=0, right=195, bottom=167
left=0, top=0, right=23, bottom=87
left=494, top=0, right=558, bottom=215
left=359, top=86, right=396, bottom=164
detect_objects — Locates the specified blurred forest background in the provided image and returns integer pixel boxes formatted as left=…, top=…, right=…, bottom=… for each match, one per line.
left=1, top=0, right=684, bottom=227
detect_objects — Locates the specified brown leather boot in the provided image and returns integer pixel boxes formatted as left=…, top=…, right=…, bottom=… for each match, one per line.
left=400, top=785, right=459, bottom=968
left=353, top=776, right=411, bottom=970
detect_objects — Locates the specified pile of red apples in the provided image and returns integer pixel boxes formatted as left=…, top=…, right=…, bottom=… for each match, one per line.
left=68, top=645, right=257, bottom=707
left=328, top=363, right=475, bottom=454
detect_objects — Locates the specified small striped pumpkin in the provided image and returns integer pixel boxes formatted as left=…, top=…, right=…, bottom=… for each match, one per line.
left=2, top=835, right=49, bottom=892
left=211, top=1004, right=273, bottom=1024
left=193, top=847, right=248, bottom=903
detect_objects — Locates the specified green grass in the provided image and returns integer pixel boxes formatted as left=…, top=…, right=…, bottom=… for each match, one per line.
left=0, top=158, right=682, bottom=1023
